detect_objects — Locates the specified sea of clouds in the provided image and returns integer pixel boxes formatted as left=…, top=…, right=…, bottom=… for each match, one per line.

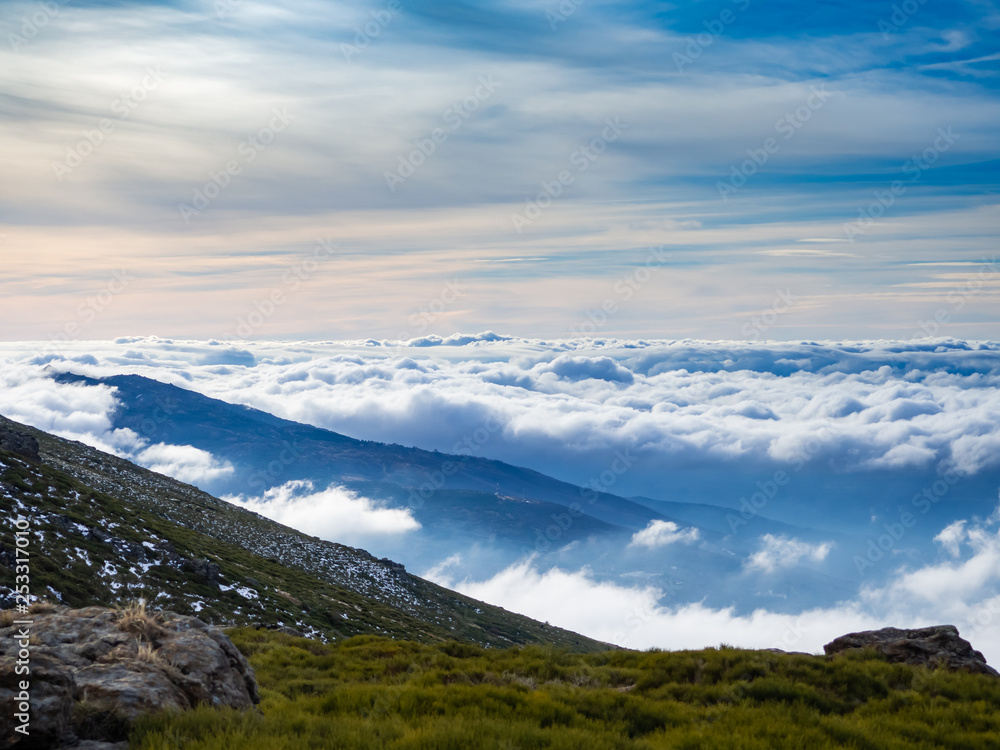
left=1, top=334, right=998, bottom=661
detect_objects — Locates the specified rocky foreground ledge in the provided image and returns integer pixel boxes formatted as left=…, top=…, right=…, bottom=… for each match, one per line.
left=0, top=605, right=259, bottom=749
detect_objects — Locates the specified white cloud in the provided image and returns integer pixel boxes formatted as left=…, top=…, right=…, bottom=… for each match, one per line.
left=854, top=512, right=1000, bottom=662
left=875, top=512, right=1000, bottom=608
left=223, top=480, right=420, bottom=547
left=135, top=443, right=235, bottom=486
left=422, top=553, right=464, bottom=581
left=629, top=520, right=700, bottom=549
left=430, top=536, right=1000, bottom=664
left=429, top=557, right=883, bottom=654
left=0, top=363, right=120, bottom=441
left=935, top=520, right=967, bottom=557
left=745, top=535, right=833, bottom=573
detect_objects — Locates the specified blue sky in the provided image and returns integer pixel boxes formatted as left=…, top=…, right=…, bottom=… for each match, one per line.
left=1, top=0, right=998, bottom=341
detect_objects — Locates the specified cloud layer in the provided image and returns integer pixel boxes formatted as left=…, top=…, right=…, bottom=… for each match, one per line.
left=430, top=505, right=1000, bottom=664
left=4, top=336, right=1000, bottom=503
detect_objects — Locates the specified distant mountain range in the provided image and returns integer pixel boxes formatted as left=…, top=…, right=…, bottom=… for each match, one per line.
left=47, top=371, right=878, bottom=613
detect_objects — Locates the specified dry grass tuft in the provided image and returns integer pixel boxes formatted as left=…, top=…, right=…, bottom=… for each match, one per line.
left=116, top=600, right=167, bottom=642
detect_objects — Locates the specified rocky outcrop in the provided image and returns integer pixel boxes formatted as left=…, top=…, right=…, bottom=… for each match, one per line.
left=0, top=428, right=39, bottom=462
left=0, top=605, right=259, bottom=748
left=824, top=625, right=999, bottom=677
left=181, top=556, right=223, bottom=584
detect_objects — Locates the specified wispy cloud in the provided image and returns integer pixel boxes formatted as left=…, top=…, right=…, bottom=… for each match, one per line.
left=0, top=0, right=996, bottom=340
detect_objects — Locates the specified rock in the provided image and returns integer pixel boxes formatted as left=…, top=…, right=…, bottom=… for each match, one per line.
left=824, top=625, right=999, bottom=677
left=0, top=428, right=40, bottom=463
left=379, top=557, right=407, bottom=575
left=119, top=542, right=148, bottom=561
left=0, top=606, right=259, bottom=748
left=86, top=527, right=109, bottom=544
left=0, top=652, right=77, bottom=748
left=50, top=515, right=74, bottom=531
left=181, top=557, right=221, bottom=583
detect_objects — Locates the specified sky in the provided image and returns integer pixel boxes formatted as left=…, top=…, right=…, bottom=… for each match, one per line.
left=2, top=0, right=999, bottom=342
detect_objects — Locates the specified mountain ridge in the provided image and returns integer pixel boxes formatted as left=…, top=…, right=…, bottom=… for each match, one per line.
left=0, top=414, right=609, bottom=651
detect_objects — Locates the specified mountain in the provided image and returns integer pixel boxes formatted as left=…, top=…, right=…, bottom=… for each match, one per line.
left=51, top=371, right=664, bottom=528
left=0, top=414, right=608, bottom=651
left=44, top=371, right=869, bottom=613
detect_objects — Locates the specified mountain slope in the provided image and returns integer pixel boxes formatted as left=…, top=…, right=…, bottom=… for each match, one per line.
left=53, top=372, right=665, bottom=530
left=0, top=414, right=608, bottom=651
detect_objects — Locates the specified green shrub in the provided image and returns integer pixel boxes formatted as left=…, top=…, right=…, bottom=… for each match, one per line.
left=130, top=631, right=1000, bottom=750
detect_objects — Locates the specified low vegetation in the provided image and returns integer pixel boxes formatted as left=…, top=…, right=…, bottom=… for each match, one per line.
left=131, top=630, right=1000, bottom=749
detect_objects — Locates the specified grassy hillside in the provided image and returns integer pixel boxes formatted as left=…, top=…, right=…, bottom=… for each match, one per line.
left=131, top=631, right=1000, bottom=749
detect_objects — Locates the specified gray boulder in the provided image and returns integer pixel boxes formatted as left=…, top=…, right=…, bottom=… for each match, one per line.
left=824, top=624, right=999, bottom=677
left=0, top=605, right=259, bottom=748
left=181, top=557, right=222, bottom=584
left=0, top=428, right=39, bottom=462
